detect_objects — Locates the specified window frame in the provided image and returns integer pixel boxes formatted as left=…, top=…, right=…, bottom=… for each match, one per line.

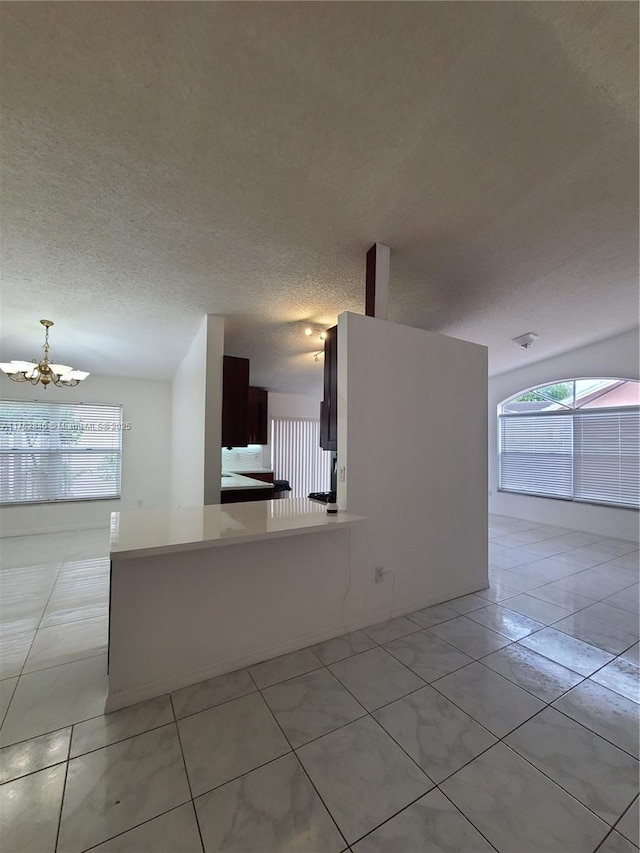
left=497, top=378, right=639, bottom=511
left=0, top=399, right=124, bottom=507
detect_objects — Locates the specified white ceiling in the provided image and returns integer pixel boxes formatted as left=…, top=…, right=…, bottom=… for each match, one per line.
left=1, top=2, right=637, bottom=395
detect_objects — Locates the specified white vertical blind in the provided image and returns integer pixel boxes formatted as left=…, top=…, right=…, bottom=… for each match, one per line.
left=499, top=415, right=573, bottom=498
left=270, top=417, right=332, bottom=497
left=0, top=400, right=123, bottom=505
left=574, top=410, right=640, bottom=508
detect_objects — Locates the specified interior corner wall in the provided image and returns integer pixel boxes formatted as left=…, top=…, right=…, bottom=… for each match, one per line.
left=489, top=327, right=640, bottom=540
left=337, top=312, right=488, bottom=624
left=171, top=316, right=224, bottom=508
left=0, top=376, right=172, bottom=536
left=203, top=316, right=225, bottom=506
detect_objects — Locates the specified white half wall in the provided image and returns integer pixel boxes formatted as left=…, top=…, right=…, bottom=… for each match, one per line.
left=338, top=312, right=488, bottom=623
left=489, top=327, right=640, bottom=540
left=0, top=376, right=172, bottom=536
left=170, top=315, right=224, bottom=507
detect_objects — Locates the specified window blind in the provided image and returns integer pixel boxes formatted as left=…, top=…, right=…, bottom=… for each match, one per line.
left=270, top=417, right=331, bottom=498
left=499, top=414, right=573, bottom=499
left=574, top=409, right=640, bottom=508
left=0, top=400, right=123, bottom=505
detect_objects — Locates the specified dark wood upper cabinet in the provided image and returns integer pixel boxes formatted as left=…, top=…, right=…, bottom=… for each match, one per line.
left=222, top=355, right=250, bottom=448
left=320, top=325, right=337, bottom=451
left=248, top=386, right=268, bottom=445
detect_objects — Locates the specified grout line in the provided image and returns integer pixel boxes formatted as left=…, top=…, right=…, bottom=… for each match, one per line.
left=53, top=747, right=71, bottom=853
left=170, top=695, right=207, bottom=853
left=249, top=667, right=351, bottom=851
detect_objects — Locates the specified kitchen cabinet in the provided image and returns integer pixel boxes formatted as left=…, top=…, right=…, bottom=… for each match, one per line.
left=221, top=487, right=272, bottom=503
left=248, top=386, right=268, bottom=445
left=222, top=355, right=250, bottom=448
left=320, top=325, right=337, bottom=451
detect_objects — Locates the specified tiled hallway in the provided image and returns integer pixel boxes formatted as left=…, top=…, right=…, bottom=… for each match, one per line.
left=0, top=516, right=638, bottom=852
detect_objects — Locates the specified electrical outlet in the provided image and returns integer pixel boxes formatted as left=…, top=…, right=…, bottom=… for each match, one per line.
left=375, top=566, right=385, bottom=583
left=339, top=466, right=346, bottom=482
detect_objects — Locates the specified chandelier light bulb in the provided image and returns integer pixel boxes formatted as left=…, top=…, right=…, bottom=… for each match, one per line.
left=304, top=327, right=313, bottom=336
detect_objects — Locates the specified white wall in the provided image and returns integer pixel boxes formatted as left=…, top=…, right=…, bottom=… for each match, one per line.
left=489, top=327, right=640, bottom=540
left=0, top=376, right=172, bottom=536
left=338, top=312, right=488, bottom=623
left=170, top=315, right=224, bottom=507
left=268, top=392, right=321, bottom=420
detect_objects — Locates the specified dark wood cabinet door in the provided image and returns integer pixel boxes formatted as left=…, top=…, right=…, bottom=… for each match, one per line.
left=222, top=355, right=250, bottom=448
left=320, top=326, right=337, bottom=451
left=248, top=386, right=268, bottom=445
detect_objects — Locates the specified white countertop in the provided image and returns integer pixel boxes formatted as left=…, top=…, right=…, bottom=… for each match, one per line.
left=110, top=498, right=366, bottom=559
left=220, top=473, right=274, bottom=491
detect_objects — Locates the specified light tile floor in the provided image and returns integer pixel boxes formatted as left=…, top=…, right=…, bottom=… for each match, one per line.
left=0, top=516, right=638, bottom=852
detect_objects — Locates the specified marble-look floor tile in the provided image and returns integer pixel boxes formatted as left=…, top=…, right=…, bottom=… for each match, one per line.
left=604, top=586, right=640, bottom=616
left=553, top=612, right=638, bottom=655
left=195, top=752, right=345, bottom=853
left=581, top=602, right=640, bottom=638
left=329, top=647, right=424, bottom=711
left=58, top=724, right=190, bottom=853
left=481, top=643, right=583, bottom=703
left=442, top=742, right=609, bottom=853
left=476, top=585, right=521, bottom=604
left=499, top=594, right=573, bottom=624
left=384, top=630, right=473, bottom=683
left=493, top=569, right=546, bottom=593
left=0, top=655, right=107, bottom=746
left=23, top=615, right=108, bottom=673
left=427, top=616, right=511, bottom=658
left=374, top=684, right=496, bottom=783
left=262, top=667, right=365, bottom=747
left=445, top=593, right=490, bottom=615
left=434, top=661, right=545, bottom=737
left=591, top=659, right=640, bottom=704
left=405, top=603, right=459, bottom=628
left=0, top=726, right=71, bottom=784
left=0, top=532, right=71, bottom=569
left=311, top=630, right=376, bottom=664
left=178, top=692, right=289, bottom=796
left=362, top=616, right=421, bottom=644
left=467, top=603, right=544, bottom=640
left=0, top=676, right=17, bottom=726
left=249, top=648, right=322, bottom=689
left=40, top=573, right=110, bottom=628
left=528, top=584, right=595, bottom=613
left=0, top=630, right=33, bottom=679
left=89, top=803, right=203, bottom=852
left=71, top=695, right=174, bottom=757
left=351, top=788, right=494, bottom=853
left=553, top=680, right=640, bottom=758
left=553, top=571, right=634, bottom=601
left=597, top=830, right=640, bottom=853
left=297, top=715, right=431, bottom=844
left=506, top=707, right=639, bottom=825
left=520, top=627, right=615, bottom=676
left=616, top=797, right=639, bottom=846
left=170, top=668, right=255, bottom=720
left=0, top=762, right=66, bottom=853
left=621, top=643, right=639, bottom=664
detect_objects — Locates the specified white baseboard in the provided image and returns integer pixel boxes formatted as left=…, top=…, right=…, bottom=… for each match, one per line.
left=105, top=578, right=487, bottom=712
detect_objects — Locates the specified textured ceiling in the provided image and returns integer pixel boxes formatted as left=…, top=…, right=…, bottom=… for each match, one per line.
left=1, top=2, right=638, bottom=395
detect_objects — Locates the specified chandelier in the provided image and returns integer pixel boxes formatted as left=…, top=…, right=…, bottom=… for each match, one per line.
left=0, top=320, right=90, bottom=389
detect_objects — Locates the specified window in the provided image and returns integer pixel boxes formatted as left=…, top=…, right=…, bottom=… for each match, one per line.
left=0, top=400, right=123, bottom=505
left=270, top=417, right=331, bottom=497
left=498, top=379, right=640, bottom=509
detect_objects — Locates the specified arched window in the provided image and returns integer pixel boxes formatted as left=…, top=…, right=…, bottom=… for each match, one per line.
left=498, top=379, right=640, bottom=509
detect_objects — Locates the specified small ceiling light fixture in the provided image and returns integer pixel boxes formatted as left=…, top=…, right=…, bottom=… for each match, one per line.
left=0, top=319, right=90, bottom=389
left=512, top=332, right=539, bottom=350
left=304, top=326, right=326, bottom=342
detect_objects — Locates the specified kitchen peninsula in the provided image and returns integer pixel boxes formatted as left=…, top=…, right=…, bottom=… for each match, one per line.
left=106, top=498, right=365, bottom=711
